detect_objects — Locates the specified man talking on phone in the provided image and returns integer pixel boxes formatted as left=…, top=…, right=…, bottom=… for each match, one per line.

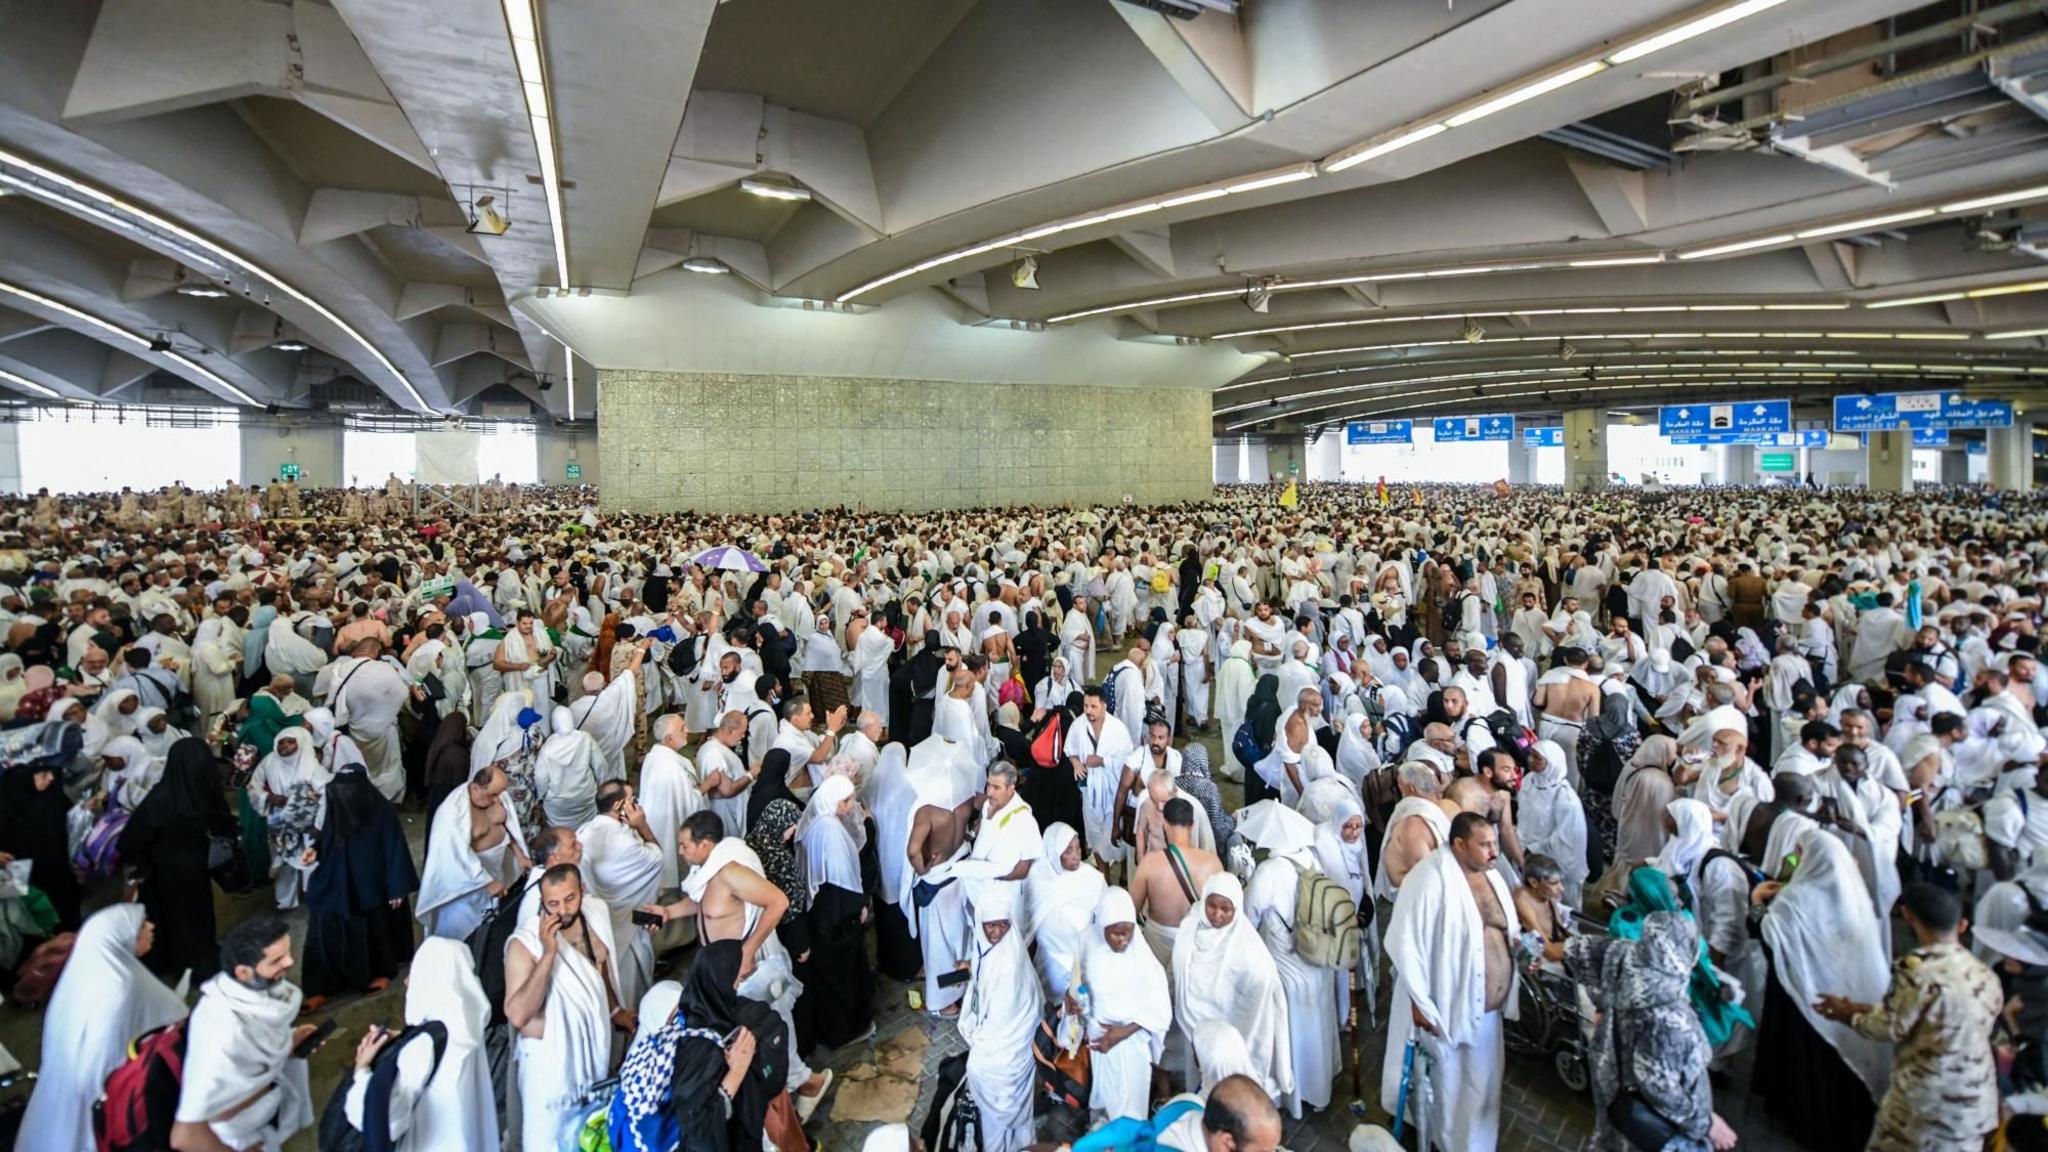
left=505, top=864, right=631, bottom=1152
left=172, top=917, right=326, bottom=1152
left=578, top=780, right=664, bottom=1010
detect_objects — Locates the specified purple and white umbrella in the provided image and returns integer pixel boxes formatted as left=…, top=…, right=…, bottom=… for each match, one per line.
left=690, top=545, right=768, bottom=574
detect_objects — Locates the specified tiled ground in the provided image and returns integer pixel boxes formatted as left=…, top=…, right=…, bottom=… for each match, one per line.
left=0, top=636, right=1831, bottom=1151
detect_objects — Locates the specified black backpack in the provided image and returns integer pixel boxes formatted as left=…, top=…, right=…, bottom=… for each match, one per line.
left=468, top=874, right=530, bottom=1025
left=316, top=1022, right=448, bottom=1152
left=666, top=637, right=702, bottom=678
left=737, top=706, right=771, bottom=767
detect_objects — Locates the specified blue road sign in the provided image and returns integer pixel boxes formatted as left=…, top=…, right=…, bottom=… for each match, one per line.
left=1522, top=426, right=1564, bottom=448
left=1968, top=440, right=1987, bottom=456
left=1345, top=420, right=1414, bottom=445
left=1674, top=429, right=1829, bottom=447
left=1832, top=391, right=2014, bottom=432
left=1660, top=400, right=1790, bottom=442
left=1858, top=429, right=1950, bottom=447
left=1432, top=414, right=1515, bottom=442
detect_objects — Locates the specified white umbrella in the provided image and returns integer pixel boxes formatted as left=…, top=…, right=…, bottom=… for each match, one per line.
left=1233, top=799, right=1316, bottom=856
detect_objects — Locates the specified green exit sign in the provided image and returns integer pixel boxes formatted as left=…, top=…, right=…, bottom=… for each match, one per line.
left=566, top=462, right=582, bottom=480
left=278, top=463, right=302, bottom=480
left=1759, top=452, right=1796, bottom=473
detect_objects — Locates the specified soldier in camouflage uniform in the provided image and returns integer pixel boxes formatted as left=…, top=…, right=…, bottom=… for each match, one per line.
left=1817, top=883, right=2002, bottom=1152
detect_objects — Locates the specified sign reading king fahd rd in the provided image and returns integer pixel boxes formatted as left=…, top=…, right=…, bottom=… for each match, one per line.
left=1660, top=400, right=1790, bottom=443
left=1832, top=391, right=2014, bottom=432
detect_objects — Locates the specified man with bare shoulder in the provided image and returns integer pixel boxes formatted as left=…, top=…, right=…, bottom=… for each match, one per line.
left=905, top=755, right=983, bottom=1016
left=642, top=810, right=834, bottom=1114
left=1131, top=797, right=1222, bottom=969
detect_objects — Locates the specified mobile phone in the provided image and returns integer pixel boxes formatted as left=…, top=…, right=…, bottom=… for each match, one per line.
left=631, top=908, right=664, bottom=929
left=292, top=1018, right=339, bottom=1058
left=722, top=1026, right=744, bottom=1047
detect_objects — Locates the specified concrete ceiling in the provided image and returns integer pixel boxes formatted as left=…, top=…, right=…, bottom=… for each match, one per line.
left=0, top=0, right=2046, bottom=431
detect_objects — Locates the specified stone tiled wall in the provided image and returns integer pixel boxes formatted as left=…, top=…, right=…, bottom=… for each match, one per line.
left=597, top=370, right=1211, bottom=512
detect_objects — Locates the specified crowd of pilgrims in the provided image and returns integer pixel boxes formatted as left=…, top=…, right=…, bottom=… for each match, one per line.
left=0, top=476, right=2046, bottom=1152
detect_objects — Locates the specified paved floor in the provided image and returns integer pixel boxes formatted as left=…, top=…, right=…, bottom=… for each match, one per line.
left=0, top=641, right=1833, bottom=1151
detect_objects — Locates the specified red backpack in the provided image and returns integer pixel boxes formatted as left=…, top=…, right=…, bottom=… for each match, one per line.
left=93, top=1021, right=187, bottom=1152
left=1029, top=713, right=1064, bottom=771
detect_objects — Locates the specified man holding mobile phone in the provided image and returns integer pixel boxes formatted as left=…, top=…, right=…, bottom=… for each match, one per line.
left=171, top=917, right=326, bottom=1152
left=578, top=780, right=664, bottom=1010
left=504, top=865, right=631, bottom=1152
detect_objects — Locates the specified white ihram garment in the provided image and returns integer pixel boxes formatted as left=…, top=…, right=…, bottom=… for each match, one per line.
left=1081, top=888, right=1172, bottom=1122
left=509, top=899, right=617, bottom=1152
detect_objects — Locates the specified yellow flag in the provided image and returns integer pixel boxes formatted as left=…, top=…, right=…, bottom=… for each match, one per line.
left=1278, top=479, right=1298, bottom=508
left=1411, top=487, right=1424, bottom=506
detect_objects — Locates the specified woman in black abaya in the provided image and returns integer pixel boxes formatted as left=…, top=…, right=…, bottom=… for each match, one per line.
left=117, top=737, right=236, bottom=979
left=1240, top=673, right=1283, bottom=806
left=0, top=760, right=80, bottom=932
left=1018, top=691, right=1085, bottom=838
left=672, top=940, right=792, bottom=1152
left=300, top=762, right=419, bottom=1006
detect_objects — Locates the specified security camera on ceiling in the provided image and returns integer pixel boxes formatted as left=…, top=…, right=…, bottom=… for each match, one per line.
left=1011, top=255, right=1039, bottom=291
left=468, top=194, right=511, bottom=236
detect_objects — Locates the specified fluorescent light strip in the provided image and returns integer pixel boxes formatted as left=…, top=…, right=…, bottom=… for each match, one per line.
left=1794, top=209, right=1935, bottom=239
left=0, top=280, right=257, bottom=405
left=1210, top=300, right=1849, bottom=339
left=1607, top=0, right=1792, bottom=64
left=1989, top=328, right=2048, bottom=340
left=1678, top=234, right=1795, bottom=260
left=0, top=368, right=59, bottom=399
left=837, top=162, right=1317, bottom=303
left=1940, top=185, right=2048, bottom=214
left=1287, top=327, right=1985, bottom=359
left=0, top=148, right=431, bottom=410
left=565, top=340, right=575, bottom=421
left=1445, top=61, right=1608, bottom=128
left=1319, top=0, right=1788, bottom=180
left=1569, top=255, right=1664, bottom=267
left=503, top=0, right=568, bottom=289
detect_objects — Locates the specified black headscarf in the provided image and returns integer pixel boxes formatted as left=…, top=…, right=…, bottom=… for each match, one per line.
left=1246, top=674, right=1283, bottom=747
left=745, top=747, right=797, bottom=832
left=904, top=630, right=943, bottom=696
left=672, top=941, right=788, bottom=1152
left=309, top=766, right=419, bottom=915
left=130, top=736, right=231, bottom=835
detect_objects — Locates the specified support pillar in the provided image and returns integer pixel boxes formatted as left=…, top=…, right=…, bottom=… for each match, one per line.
left=1506, top=441, right=1534, bottom=485
left=1988, top=420, right=2035, bottom=492
left=1719, top=445, right=1756, bottom=485
left=1264, top=436, right=1306, bottom=483
left=1213, top=439, right=1241, bottom=484
left=1563, top=409, right=1607, bottom=493
left=1866, top=430, right=1911, bottom=492
left=1939, top=449, right=1969, bottom=486
left=0, top=423, right=19, bottom=495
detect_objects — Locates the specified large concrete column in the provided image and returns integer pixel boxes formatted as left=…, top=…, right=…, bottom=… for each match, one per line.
left=1308, top=429, right=1342, bottom=481
left=1718, top=444, right=1756, bottom=485
left=1563, top=409, right=1607, bottom=493
left=1939, top=449, right=1969, bottom=486
left=242, top=420, right=345, bottom=487
left=1988, top=420, right=2036, bottom=492
left=0, top=423, right=19, bottom=496
left=1213, top=440, right=1240, bottom=484
left=1506, top=441, right=1534, bottom=485
left=1866, top=430, right=1911, bottom=492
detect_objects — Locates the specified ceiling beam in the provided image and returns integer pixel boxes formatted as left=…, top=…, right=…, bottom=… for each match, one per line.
left=1106, top=2, right=1255, bottom=135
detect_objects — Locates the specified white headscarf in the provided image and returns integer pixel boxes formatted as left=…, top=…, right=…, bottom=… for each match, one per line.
left=1311, top=794, right=1368, bottom=906
left=1080, top=887, right=1172, bottom=1047
left=14, top=904, right=187, bottom=1152
left=797, top=774, right=863, bottom=899
left=1759, top=829, right=1893, bottom=1096
left=1655, top=798, right=1716, bottom=880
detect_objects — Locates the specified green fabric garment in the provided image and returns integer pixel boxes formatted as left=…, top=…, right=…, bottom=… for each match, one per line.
left=236, top=692, right=289, bottom=755
left=1609, top=866, right=1754, bottom=1047
left=18, top=887, right=57, bottom=937
left=235, top=786, right=271, bottom=885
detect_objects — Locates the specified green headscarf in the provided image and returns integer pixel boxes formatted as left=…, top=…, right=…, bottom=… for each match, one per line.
left=236, top=691, right=289, bottom=755
left=1609, top=866, right=1754, bottom=1047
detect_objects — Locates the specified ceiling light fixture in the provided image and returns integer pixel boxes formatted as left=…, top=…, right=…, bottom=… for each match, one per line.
left=1678, top=234, right=1796, bottom=260
left=1445, top=60, right=1608, bottom=128
left=0, top=148, right=431, bottom=410
left=175, top=282, right=229, bottom=299
left=1568, top=255, right=1664, bottom=267
left=0, top=367, right=60, bottom=400
left=1243, top=281, right=1271, bottom=313
left=1793, top=208, right=1936, bottom=239
left=500, top=0, right=569, bottom=288
left=1863, top=291, right=1965, bottom=310
left=1989, top=328, right=2048, bottom=340
left=739, top=177, right=812, bottom=202
left=1605, top=0, right=1791, bottom=64
left=1011, top=255, right=1040, bottom=291
left=835, top=162, right=1316, bottom=302
left=682, top=257, right=731, bottom=275
left=1940, top=185, right=2048, bottom=214
left=273, top=340, right=309, bottom=352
